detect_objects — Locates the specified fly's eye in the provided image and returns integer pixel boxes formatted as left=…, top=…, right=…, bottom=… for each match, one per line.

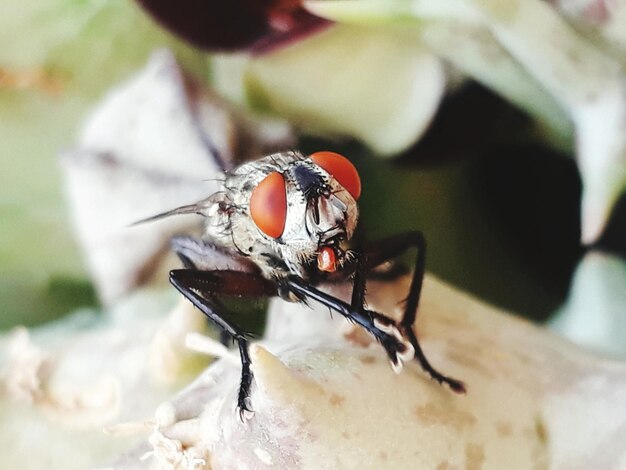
left=310, top=151, right=361, bottom=200
left=250, top=172, right=287, bottom=238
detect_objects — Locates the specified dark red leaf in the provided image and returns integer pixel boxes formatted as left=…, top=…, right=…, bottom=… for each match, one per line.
left=135, top=0, right=330, bottom=53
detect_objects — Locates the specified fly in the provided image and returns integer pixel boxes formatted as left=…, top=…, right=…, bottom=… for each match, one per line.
left=137, top=150, right=465, bottom=419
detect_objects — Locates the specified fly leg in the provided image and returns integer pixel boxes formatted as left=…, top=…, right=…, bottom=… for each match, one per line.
left=169, top=269, right=277, bottom=419
left=171, top=235, right=260, bottom=346
left=286, top=277, right=414, bottom=370
left=356, top=231, right=466, bottom=393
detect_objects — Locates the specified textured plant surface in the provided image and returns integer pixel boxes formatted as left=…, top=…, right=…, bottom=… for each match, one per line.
left=2, top=274, right=626, bottom=468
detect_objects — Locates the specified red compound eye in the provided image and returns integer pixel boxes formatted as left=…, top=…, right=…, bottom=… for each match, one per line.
left=250, top=172, right=287, bottom=238
left=310, top=151, right=361, bottom=200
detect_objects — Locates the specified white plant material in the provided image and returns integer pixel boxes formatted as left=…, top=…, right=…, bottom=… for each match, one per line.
left=0, top=290, right=210, bottom=469
left=418, top=21, right=573, bottom=145
left=1, top=269, right=625, bottom=467
left=60, top=51, right=294, bottom=304
left=96, top=275, right=626, bottom=469
left=550, top=0, right=626, bottom=56
left=305, top=0, right=626, bottom=242
left=550, top=251, right=626, bottom=356
left=0, top=327, right=54, bottom=404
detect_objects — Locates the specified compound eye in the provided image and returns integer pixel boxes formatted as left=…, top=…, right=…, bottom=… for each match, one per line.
left=250, top=172, right=287, bottom=238
left=310, top=151, right=361, bottom=200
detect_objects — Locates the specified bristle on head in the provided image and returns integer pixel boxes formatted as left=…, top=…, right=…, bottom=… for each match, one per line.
left=130, top=196, right=218, bottom=226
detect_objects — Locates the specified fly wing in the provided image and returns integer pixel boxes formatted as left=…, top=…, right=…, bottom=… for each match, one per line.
left=170, top=235, right=258, bottom=273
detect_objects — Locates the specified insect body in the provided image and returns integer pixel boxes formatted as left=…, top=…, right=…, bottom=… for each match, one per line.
left=141, top=150, right=464, bottom=418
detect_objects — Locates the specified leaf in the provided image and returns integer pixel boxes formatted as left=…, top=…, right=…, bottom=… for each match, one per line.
left=241, top=24, right=446, bottom=155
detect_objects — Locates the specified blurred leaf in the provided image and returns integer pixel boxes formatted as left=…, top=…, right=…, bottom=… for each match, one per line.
left=0, top=0, right=208, bottom=326
left=550, top=252, right=626, bottom=356
left=0, top=0, right=206, bottom=97
left=241, top=24, right=445, bottom=155
left=0, top=92, right=96, bottom=327
left=135, top=0, right=329, bottom=53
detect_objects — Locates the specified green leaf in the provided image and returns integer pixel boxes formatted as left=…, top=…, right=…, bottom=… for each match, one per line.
left=241, top=24, right=445, bottom=155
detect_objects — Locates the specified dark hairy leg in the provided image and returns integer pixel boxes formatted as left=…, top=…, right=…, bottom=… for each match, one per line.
left=169, top=269, right=277, bottom=419
left=351, top=231, right=465, bottom=393
left=170, top=233, right=464, bottom=422
left=171, top=268, right=413, bottom=419
left=171, top=236, right=259, bottom=347
left=286, top=277, right=414, bottom=369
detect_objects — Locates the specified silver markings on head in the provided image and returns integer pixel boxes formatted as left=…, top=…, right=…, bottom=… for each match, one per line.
left=142, top=150, right=361, bottom=279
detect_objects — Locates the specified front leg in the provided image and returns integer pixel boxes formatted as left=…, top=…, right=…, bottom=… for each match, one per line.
left=355, top=231, right=466, bottom=393
left=170, top=269, right=277, bottom=419
left=286, top=277, right=415, bottom=370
